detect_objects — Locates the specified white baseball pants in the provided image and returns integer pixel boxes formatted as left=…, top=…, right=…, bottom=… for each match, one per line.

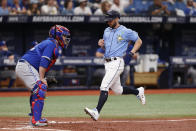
left=100, top=57, right=124, bottom=95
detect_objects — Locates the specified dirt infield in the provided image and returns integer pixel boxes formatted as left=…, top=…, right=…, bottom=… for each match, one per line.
left=0, top=117, right=196, bottom=131
left=1, top=88, right=196, bottom=97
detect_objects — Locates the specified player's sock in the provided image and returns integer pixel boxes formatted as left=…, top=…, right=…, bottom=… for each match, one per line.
left=122, top=86, right=139, bottom=95
left=96, top=91, right=108, bottom=113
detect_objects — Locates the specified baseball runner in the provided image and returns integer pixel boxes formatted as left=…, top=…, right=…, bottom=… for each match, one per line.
left=15, top=25, right=71, bottom=126
left=84, top=10, right=145, bottom=121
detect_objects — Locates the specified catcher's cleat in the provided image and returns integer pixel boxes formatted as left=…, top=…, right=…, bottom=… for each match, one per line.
left=137, top=87, right=146, bottom=105
left=32, top=120, right=48, bottom=127
left=29, top=113, right=48, bottom=126
left=39, top=118, right=48, bottom=123
left=31, top=116, right=48, bottom=127
left=30, top=118, right=48, bottom=126
left=84, top=107, right=99, bottom=121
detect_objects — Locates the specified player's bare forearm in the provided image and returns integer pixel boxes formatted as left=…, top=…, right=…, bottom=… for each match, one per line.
left=131, top=37, right=142, bottom=54
left=39, top=66, right=48, bottom=86
left=39, top=66, right=46, bottom=79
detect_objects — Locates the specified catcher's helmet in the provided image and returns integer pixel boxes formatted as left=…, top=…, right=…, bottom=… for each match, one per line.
left=49, top=25, right=71, bottom=48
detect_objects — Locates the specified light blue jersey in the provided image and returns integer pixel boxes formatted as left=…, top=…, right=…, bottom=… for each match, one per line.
left=103, top=25, right=138, bottom=58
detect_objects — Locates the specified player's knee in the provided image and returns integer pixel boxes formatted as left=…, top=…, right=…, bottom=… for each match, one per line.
left=32, top=81, right=47, bottom=100
left=112, top=88, right=123, bottom=95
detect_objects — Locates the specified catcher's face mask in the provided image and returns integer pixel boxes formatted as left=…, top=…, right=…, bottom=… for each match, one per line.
left=62, top=34, right=71, bottom=48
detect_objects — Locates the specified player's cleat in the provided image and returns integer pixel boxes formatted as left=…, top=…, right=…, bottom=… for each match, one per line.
left=137, top=87, right=146, bottom=105
left=84, top=107, right=100, bottom=121
left=32, top=120, right=48, bottom=127
left=29, top=113, right=48, bottom=126
left=39, top=118, right=48, bottom=123
left=31, top=116, right=48, bottom=127
left=30, top=118, right=48, bottom=126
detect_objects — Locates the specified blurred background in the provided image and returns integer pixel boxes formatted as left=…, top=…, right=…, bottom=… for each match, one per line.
left=0, top=0, right=196, bottom=91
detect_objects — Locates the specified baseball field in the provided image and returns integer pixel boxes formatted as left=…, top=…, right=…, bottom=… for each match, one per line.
left=0, top=89, right=196, bottom=131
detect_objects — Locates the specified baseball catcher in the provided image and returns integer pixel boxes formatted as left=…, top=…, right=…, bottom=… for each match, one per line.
left=15, top=25, right=71, bottom=126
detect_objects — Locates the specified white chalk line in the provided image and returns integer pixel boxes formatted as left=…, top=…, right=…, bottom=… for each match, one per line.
left=6, top=118, right=196, bottom=124
left=1, top=124, right=70, bottom=131
left=1, top=119, right=196, bottom=130
left=0, top=126, right=70, bottom=131
left=48, top=118, right=196, bottom=124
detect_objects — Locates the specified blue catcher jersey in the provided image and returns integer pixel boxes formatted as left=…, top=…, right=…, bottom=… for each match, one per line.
left=22, top=38, right=62, bottom=71
left=103, top=25, right=138, bottom=58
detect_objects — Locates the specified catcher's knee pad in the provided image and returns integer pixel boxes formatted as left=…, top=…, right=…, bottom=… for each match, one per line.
left=32, top=81, right=47, bottom=100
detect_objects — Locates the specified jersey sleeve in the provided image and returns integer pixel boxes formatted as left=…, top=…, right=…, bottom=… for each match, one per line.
left=40, top=43, right=56, bottom=68
left=125, top=29, right=139, bottom=42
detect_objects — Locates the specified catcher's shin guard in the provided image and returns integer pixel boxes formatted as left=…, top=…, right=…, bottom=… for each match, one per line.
left=32, top=99, right=44, bottom=123
left=31, top=81, right=47, bottom=124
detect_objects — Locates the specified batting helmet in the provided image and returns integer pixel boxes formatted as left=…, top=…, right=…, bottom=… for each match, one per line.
left=49, top=25, right=71, bottom=48
left=104, top=10, right=120, bottom=22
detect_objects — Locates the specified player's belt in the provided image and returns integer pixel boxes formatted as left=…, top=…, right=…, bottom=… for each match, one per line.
left=19, top=59, right=27, bottom=63
left=105, top=57, right=117, bottom=62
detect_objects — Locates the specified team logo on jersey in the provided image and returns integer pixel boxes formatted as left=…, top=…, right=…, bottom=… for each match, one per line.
left=118, top=35, right=123, bottom=42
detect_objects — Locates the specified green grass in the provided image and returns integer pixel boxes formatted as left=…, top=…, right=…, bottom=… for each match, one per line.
left=0, top=93, right=196, bottom=118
